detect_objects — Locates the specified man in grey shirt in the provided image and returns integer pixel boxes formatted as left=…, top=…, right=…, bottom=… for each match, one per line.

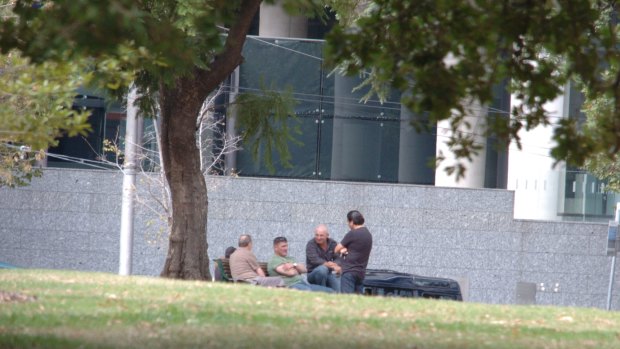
left=230, top=234, right=284, bottom=287
left=305, top=224, right=341, bottom=292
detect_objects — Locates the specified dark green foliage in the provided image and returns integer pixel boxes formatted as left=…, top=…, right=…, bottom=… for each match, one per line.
left=1, top=1, right=319, bottom=163
left=0, top=1, right=191, bottom=70
left=326, top=0, right=620, bottom=177
left=0, top=48, right=92, bottom=188
left=236, top=83, right=301, bottom=172
left=0, top=0, right=239, bottom=118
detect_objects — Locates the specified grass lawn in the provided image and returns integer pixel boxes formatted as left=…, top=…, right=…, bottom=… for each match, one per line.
left=1, top=269, right=619, bottom=349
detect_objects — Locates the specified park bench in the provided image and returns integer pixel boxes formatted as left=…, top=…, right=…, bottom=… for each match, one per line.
left=214, top=259, right=463, bottom=300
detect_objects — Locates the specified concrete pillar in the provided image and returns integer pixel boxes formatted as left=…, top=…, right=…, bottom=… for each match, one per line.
left=398, top=107, right=436, bottom=184
left=259, top=1, right=308, bottom=38
left=508, top=88, right=566, bottom=220
left=435, top=101, right=488, bottom=188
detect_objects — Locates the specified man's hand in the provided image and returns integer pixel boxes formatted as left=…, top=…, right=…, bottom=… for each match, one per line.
left=325, top=261, right=342, bottom=275
left=276, top=262, right=300, bottom=276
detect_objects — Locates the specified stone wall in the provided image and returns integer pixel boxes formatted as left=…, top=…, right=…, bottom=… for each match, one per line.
left=0, top=168, right=617, bottom=309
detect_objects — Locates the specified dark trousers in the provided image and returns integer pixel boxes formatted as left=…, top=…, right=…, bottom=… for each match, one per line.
left=340, top=272, right=364, bottom=294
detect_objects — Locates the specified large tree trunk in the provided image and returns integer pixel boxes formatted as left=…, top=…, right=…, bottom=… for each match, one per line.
left=158, top=0, right=262, bottom=279
left=159, top=76, right=210, bottom=280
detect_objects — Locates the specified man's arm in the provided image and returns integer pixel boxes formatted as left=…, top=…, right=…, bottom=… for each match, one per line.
left=336, top=233, right=352, bottom=256
left=334, top=243, right=343, bottom=253
left=295, top=263, right=307, bottom=274
left=275, top=262, right=299, bottom=276
left=334, top=243, right=347, bottom=255
left=255, top=266, right=266, bottom=277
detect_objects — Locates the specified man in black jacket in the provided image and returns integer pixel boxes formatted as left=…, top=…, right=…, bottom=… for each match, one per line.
left=305, top=224, right=341, bottom=292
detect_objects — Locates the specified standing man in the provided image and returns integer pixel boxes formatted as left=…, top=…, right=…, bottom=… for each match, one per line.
left=229, top=234, right=284, bottom=287
left=306, top=224, right=341, bottom=292
left=335, top=210, right=373, bottom=294
left=268, top=236, right=333, bottom=293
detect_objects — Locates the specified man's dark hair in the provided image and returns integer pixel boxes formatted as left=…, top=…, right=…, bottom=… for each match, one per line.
left=238, top=234, right=252, bottom=247
left=273, top=236, right=287, bottom=246
left=224, top=246, right=236, bottom=258
left=347, top=210, right=365, bottom=225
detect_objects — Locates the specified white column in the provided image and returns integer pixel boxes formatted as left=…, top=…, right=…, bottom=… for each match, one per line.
left=435, top=101, right=488, bottom=188
left=259, top=1, right=308, bottom=38
left=507, top=87, right=567, bottom=220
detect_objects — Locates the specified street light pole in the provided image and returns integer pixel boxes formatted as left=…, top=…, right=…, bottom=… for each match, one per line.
left=119, top=87, right=139, bottom=276
left=606, top=202, right=620, bottom=310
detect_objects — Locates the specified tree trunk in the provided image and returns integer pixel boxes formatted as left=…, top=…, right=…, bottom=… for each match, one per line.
left=158, top=0, right=262, bottom=279
left=159, top=75, right=211, bottom=280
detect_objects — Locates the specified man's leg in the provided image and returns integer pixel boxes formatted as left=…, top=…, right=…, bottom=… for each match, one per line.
left=307, top=283, right=334, bottom=293
left=307, top=265, right=330, bottom=286
left=340, top=272, right=357, bottom=294
left=355, top=276, right=364, bottom=294
left=290, top=282, right=313, bottom=291
left=290, top=281, right=333, bottom=293
left=327, top=273, right=341, bottom=293
left=253, top=276, right=285, bottom=287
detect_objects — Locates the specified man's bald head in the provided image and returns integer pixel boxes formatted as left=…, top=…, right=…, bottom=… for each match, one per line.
left=314, top=224, right=329, bottom=245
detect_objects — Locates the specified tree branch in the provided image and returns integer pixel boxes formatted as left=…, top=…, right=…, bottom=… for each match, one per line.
left=195, top=0, right=262, bottom=95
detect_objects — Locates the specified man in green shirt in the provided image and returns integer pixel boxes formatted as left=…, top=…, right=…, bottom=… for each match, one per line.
left=268, top=236, right=333, bottom=293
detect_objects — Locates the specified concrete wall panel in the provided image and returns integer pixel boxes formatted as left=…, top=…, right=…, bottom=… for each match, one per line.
left=0, top=168, right=614, bottom=310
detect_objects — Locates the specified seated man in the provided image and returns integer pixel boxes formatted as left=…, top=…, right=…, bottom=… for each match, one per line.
left=305, top=224, right=341, bottom=292
left=229, top=234, right=284, bottom=287
left=214, top=246, right=236, bottom=281
left=268, top=236, right=333, bottom=293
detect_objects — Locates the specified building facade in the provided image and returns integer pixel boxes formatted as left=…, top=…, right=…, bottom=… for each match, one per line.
left=43, top=4, right=618, bottom=223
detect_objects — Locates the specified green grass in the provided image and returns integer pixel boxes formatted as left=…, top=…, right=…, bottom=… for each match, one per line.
left=1, top=270, right=619, bottom=348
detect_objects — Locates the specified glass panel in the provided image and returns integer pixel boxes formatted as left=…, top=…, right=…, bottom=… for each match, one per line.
left=236, top=114, right=320, bottom=178
left=238, top=37, right=323, bottom=114
left=326, top=116, right=399, bottom=182
left=558, top=170, right=619, bottom=222
left=236, top=37, right=324, bottom=177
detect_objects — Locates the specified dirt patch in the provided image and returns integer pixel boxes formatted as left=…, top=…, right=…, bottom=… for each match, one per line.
left=0, top=290, right=37, bottom=303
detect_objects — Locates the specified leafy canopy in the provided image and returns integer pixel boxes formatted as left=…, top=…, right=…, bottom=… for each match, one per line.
left=0, top=50, right=94, bottom=186
left=325, top=0, right=620, bottom=177
left=1, top=0, right=325, bottom=173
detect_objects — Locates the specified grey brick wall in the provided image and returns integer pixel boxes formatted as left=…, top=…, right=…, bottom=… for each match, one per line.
left=0, top=168, right=617, bottom=309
